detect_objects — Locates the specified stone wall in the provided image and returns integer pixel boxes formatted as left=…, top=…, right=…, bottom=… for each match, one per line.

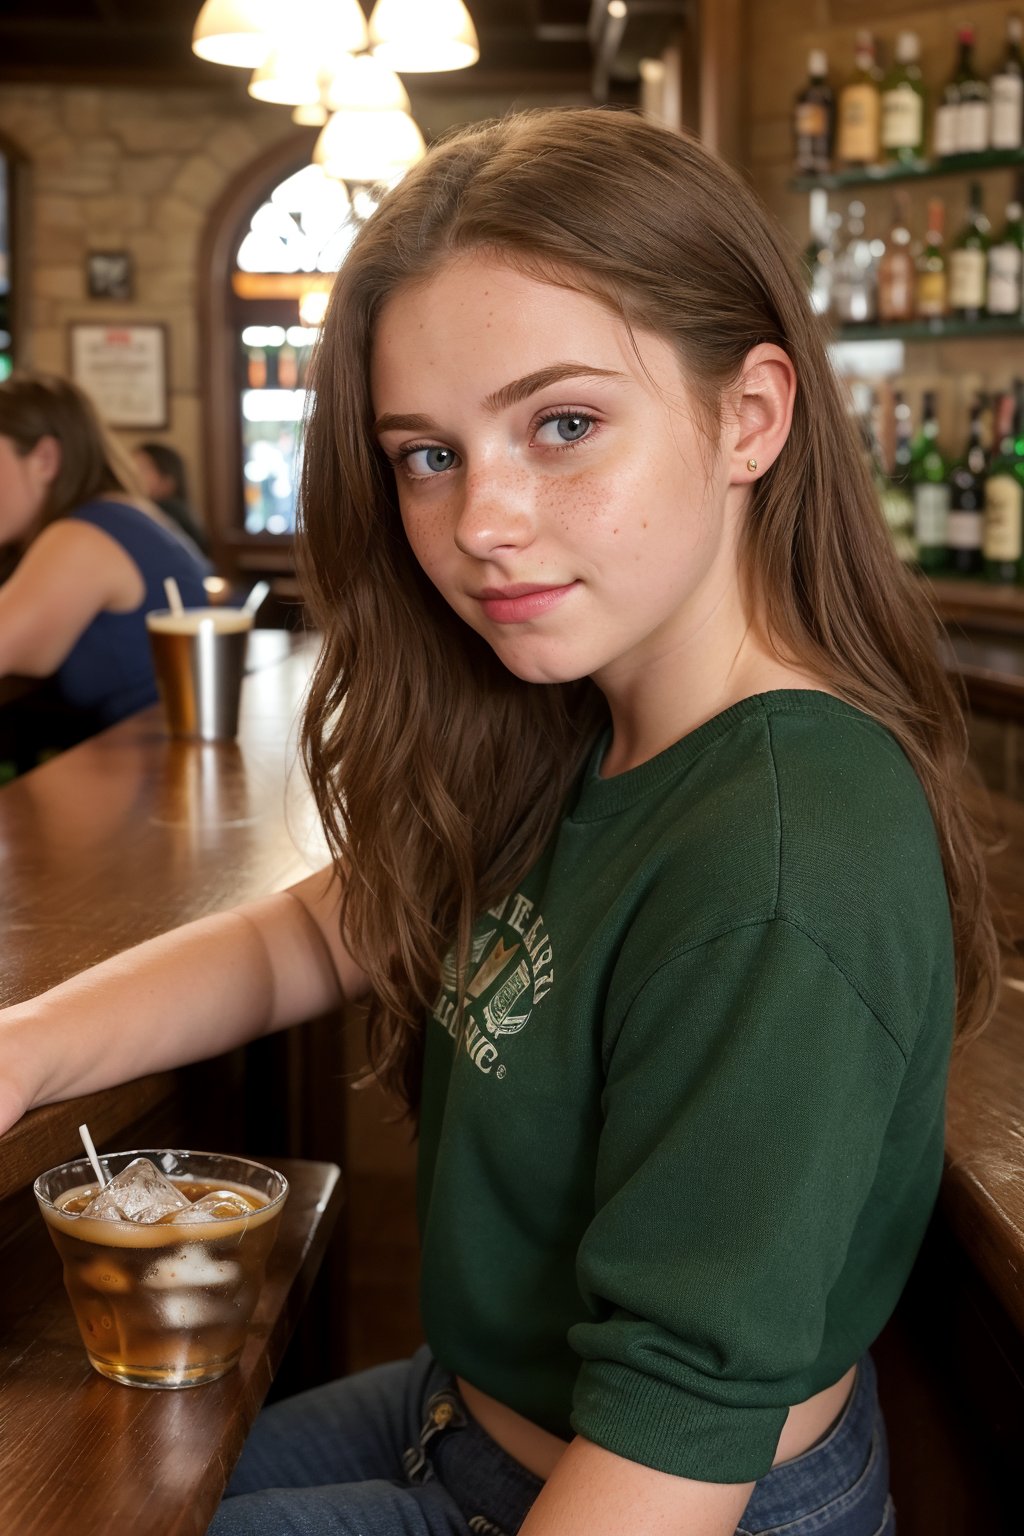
left=744, top=0, right=1024, bottom=446
left=0, top=80, right=592, bottom=538
left=0, top=84, right=294, bottom=531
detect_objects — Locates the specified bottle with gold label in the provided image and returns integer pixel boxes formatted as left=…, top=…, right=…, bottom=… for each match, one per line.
left=984, top=383, right=1024, bottom=583
left=916, top=199, right=948, bottom=320
left=793, top=49, right=835, bottom=175
left=837, top=32, right=881, bottom=168
left=881, top=32, right=925, bottom=164
left=949, top=182, right=990, bottom=322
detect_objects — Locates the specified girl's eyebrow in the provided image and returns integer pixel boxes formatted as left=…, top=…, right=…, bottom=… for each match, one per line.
left=373, top=362, right=626, bottom=437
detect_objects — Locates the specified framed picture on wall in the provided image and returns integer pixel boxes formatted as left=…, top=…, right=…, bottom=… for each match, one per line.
left=69, top=322, right=168, bottom=430
left=86, top=250, right=133, bottom=301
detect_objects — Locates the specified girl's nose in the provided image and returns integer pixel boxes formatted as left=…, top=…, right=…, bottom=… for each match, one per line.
left=453, top=469, right=536, bottom=559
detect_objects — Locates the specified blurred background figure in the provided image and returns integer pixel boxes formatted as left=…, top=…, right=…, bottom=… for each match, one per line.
left=133, top=440, right=210, bottom=556
left=0, top=372, right=210, bottom=750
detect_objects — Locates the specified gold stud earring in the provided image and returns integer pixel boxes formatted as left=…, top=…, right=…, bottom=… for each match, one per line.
left=746, top=458, right=758, bottom=472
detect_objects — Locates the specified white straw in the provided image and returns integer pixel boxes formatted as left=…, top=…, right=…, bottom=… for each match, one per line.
left=79, top=1123, right=108, bottom=1188
left=243, top=579, right=271, bottom=615
left=163, top=576, right=185, bottom=615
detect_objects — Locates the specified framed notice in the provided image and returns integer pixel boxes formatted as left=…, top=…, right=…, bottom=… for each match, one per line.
left=69, top=322, right=168, bottom=429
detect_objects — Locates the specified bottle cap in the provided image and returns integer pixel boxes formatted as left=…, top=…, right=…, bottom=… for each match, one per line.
left=896, top=32, right=919, bottom=61
left=957, top=23, right=975, bottom=45
left=808, top=48, right=828, bottom=76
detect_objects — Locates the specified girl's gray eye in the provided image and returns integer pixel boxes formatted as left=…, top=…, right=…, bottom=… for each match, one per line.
left=556, top=414, right=589, bottom=441
left=425, top=447, right=455, bottom=471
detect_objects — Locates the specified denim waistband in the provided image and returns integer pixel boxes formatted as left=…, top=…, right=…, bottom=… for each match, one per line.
left=738, top=1353, right=885, bottom=1532
left=406, top=1362, right=544, bottom=1536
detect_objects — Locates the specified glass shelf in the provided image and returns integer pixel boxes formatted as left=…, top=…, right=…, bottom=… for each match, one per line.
left=791, top=147, right=1024, bottom=193
left=833, top=315, right=1024, bottom=343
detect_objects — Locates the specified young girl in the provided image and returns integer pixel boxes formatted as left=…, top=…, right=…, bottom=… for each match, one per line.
left=0, top=110, right=997, bottom=1535
left=0, top=374, right=209, bottom=739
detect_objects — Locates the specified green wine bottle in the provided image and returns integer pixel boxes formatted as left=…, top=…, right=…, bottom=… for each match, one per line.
left=984, top=382, right=1024, bottom=583
left=910, top=391, right=950, bottom=571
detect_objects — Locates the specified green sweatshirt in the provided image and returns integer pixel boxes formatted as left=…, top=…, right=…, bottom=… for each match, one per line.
left=417, top=690, right=955, bottom=1483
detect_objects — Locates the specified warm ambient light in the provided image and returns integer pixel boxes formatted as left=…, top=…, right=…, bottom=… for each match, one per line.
left=195, top=0, right=369, bottom=70
left=368, top=0, right=479, bottom=73
left=292, top=102, right=329, bottom=127
left=325, top=53, right=411, bottom=114
left=192, top=0, right=275, bottom=67
left=313, top=107, right=425, bottom=183
left=607, top=1, right=628, bottom=18
left=249, top=43, right=322, bottom=105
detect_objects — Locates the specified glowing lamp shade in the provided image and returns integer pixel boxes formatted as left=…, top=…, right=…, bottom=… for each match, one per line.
left=314, top=108, right=426, bottom=183
left=369, top=0, right=480, bottom=73
left=249, top=43, right=322, bottom=105
left=292, top=102, right=329, bottom=127
left=192, top=0, right=275, bottom=68
left=325, top=53, right=411, bottom=114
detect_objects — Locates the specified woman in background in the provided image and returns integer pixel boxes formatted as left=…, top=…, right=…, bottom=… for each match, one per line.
left=133, top=439, right=210, bottom=555
left=0, top=372, right=209, bottom=737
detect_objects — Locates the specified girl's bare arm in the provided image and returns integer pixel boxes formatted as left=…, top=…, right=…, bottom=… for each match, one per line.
left=0, top=866, right=366, bottom=1137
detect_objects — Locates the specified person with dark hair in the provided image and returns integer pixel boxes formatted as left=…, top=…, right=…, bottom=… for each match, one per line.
left=0, top=372, right=209, bottom=735
left=0, top=111, right=999, bottom=1535
left=133, top=440, right=211, bottom=555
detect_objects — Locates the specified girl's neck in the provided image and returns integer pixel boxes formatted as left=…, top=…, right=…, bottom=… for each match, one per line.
left=596, top=584, right=828, bottom=779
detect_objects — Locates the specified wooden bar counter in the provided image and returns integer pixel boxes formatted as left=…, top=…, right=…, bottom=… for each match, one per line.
left=0, top=631, right=347, bottom=1536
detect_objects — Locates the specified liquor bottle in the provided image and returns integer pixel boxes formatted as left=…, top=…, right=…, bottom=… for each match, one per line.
left=984, top=383, right=1024, bottom=582
left=910, top=392, right=950, bottom=571
left=955, top=25, right=991, bottom=154
left=949, top=182, right=990, bottom=321
left=793, top=50, right=835, bottom=175
left=801, top=188, right=838, bottom=316
left=837, top=32, right=881, bottom=168
left=988, top=198, right=1024, bottom=317
left=916, top=199, right=948, bottom=320
left=948, top=397, right=988, bottom=575
left=831, top=200, right=877, bottom=324
left=880, top=391, right=916, bottom=563
left=881, top=32, right=925, bottom=164
left=991, top=14, right=1024, bottom=151
left=877, top=192, right=915, bottom=322
left=982, top=384, right=1024, bottom=580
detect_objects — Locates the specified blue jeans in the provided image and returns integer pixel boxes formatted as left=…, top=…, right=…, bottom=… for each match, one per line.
left=207, top=1347, right=895, bottom=1535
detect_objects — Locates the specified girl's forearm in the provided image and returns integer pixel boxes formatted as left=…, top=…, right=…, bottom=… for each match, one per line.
left=0, top=885, right=349, bottom=1132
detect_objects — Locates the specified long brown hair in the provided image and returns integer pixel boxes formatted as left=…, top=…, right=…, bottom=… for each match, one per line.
left=0, top=372, right=141, bottom=536
left=298, top=108, right=998, bottom=1111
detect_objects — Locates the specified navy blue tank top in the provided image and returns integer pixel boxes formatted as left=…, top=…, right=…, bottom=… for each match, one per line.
left=55, top=499, right=211, bottom=727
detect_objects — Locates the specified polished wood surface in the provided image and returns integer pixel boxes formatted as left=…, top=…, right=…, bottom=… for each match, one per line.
left=0, top=1158, right=343, bottom=1536
left=0, top=631, right=346, bottom=1534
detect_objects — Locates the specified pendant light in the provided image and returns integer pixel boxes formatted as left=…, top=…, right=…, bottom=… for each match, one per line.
left=313, top=107, right=426, bottom=184
left=195, top=0, right=369, bottom=70
left=325, top=53, right=411, bottom=114
left=368, top=0, right=479, bottom=73
left=192, top=0, right=276, bottom=67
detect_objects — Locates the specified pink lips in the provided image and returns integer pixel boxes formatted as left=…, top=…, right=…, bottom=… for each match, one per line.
left=477, top=582, right=577, bottom=624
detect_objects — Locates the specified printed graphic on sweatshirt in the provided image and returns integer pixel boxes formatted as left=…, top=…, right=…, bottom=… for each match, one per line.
left=431, top=889, right=554, bottom=1077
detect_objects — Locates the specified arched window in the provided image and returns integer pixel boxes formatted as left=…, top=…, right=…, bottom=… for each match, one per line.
left=232, top=164, right=360, bottom=535
left=0, top=136, right=26, bottom=381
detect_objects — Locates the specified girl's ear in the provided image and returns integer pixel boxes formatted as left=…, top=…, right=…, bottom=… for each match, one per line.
left=726, top=344, right=797, bottom=485
left=30, top=434, right=62, bottom=486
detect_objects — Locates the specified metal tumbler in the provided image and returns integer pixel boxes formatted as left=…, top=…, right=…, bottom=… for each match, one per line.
left=145, top=609, right=253, bottom=741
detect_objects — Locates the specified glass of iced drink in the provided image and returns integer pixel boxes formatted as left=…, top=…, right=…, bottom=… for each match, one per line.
left=34, top=1148, right=288, bottom=1389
